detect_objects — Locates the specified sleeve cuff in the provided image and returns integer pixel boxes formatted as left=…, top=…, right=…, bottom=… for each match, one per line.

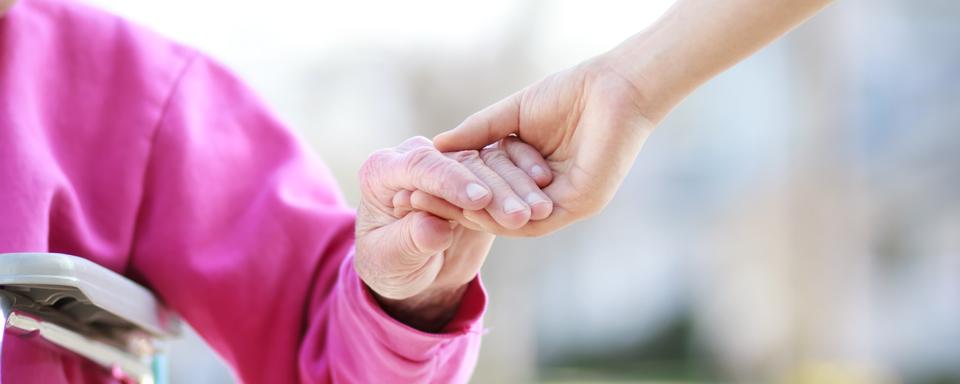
left=337, top=251, right=486, bottom=358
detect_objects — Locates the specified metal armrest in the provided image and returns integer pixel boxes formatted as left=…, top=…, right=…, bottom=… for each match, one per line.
left=0, top=253, right=182, bottom=384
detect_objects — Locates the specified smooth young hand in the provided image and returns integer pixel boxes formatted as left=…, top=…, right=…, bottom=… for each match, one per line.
left=434, top=59, right=656, bottom=237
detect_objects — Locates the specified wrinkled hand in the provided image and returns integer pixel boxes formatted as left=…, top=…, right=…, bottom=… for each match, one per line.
left=434, top=57, right=658, bottom=236
left=355, top=136, right=552, bottom=331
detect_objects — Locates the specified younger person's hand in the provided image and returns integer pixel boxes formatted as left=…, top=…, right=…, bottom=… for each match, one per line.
left=433, top=60, right=655, bottom=237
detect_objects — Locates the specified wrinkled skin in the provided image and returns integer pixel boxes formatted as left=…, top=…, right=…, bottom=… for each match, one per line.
left=355, top=136, right=553, bottom=331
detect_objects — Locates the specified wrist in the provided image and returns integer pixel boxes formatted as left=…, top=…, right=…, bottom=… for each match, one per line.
left=371, top=283, right=468, bottom=333
left=599, top=0, right=833, bottom=124
left=597, top=29, right=685, bottom=125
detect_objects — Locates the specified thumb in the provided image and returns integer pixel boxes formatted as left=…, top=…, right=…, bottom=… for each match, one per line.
left=434, top=92, right=522, bottom=152
left=356, top=211, right=454, bottom=300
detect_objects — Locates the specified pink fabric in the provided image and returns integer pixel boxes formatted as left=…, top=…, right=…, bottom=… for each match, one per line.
left=0, top=0, right=485, bottom=382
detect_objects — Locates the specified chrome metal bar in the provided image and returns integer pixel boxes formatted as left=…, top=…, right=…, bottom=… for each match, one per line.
left=3, top=310, right=154, bottom=384
left=0, top=295, right=11, bottom=383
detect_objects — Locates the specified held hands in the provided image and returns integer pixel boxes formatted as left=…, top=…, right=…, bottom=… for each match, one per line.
left=434, top=57, right=658, bottom=236
left=355, top=56, right=661, bottom=331
left=354, top=136, right=554, bottom=331
left=355, top=57, right=658, bottom=331
left=354, top=0, right=831, bottom=332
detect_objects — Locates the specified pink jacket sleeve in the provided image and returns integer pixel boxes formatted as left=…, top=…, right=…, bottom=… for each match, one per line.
left=129, top=55, right=486, bottom=383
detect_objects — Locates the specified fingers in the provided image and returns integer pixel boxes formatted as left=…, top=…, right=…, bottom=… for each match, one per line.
left=364, top=136, right=492, bottom=211
left=499, top=136, right=553, bottom=187
left=391, top=189, right=413, bottom=217
left=409, top=191, right=485, bottom=231
left=433, top=92, right=522, bottom=152
left=383, top=135, right=556, bottom=234
left=480, top=145, right=554, bottom=221
left=393, top=139, right=555, bottom=228
left=356, top=211, right=452, bottom=300
left=392, top=189, right=485, bottom=231
left=462, top=206, right=567, bottom=238
left=447, top=150, right=532, bottom=230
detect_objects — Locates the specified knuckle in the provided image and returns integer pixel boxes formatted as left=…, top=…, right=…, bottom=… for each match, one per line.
left=480, top=146, right=508, bottom=164
left=409, top=150, right=453, bottom=185
left=406, top=148, right=466, bottom=198
left=404, top=146, right=439, bottom=172
left=410, top=135, right=432, bottom=144
left=357, top=149, right=385, bottom=184
left=448, top=149, right=481, bottom=164
left=359, top=149, right=392, bottom=188
left=401, top=135, right=433, bottom=149
left=360, top=148, right=392, bottom=173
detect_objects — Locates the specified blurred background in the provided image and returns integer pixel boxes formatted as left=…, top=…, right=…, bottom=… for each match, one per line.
left=81, top=0, right=960, bottom=383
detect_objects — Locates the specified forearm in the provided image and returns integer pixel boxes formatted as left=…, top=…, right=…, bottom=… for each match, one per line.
left=604, top=0, right=832, bottom=123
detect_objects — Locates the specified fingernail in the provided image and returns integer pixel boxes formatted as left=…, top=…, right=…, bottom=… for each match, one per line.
left=503, top=197, right=527, bottom=214
left=531, top=165, right=546, bottom=178
left=466, top=183, right=489, bottom=201
left=525, top=192, right=549, bottom=206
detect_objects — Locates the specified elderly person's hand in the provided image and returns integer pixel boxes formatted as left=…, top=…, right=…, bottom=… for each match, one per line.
left=355, top=136, right=552, bottom=331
